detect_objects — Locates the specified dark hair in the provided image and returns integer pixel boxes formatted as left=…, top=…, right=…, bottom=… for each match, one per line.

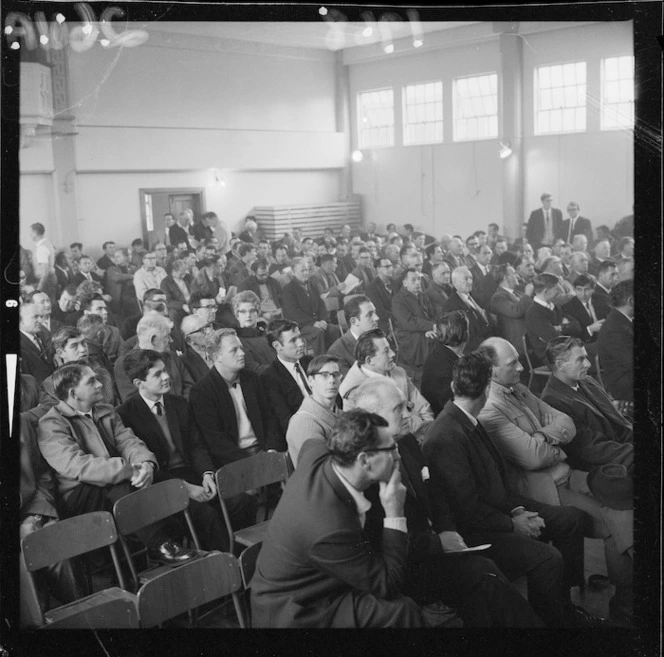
left=142, top=288, right=165, bottom=304
left=399, top=244, right=415, bottom=258
left=345, top=295, right=371, bottom=322
left=488, top=223, right=499, bottom=231
left=319, top=253, right=336, bottom=266
left=307, top=354, right=340, bottom=376
left=251, top=258, right=269, bottom=273
left=618, top=236, right=634, bottom=252
left=544, top=336, right=585, bottom=369
left=70, top=242, right=83, bottom=251
left=532, top=273, right=560, bottom=294
left=474, top=230, right=486, bottom=238
left=596, top=260, right=618, bottom=277
left=188, top=291, right=216, bottom=311
left=53, top=362, right=88, bottom=401
left=540, top=192, right=552, bottom=201
left=54, top=251, right=69, bottom=268
left=327, top=409, right=388, bottom=467
left=201, top=211, right=217, bottom=222
left=80, top=293, right=105, bottom=312
left=77, top=314, right=104, bottom=341
left=30, top=222, right=46, bottom=236
left=123, top=349, right=165, bottom=384
left=60, top=284, right=78, bottom=299
left=437, top=311, right=469, bottom=347
left=514, top=254, right=533, bottom=270
left=354, top=328, right=386, bottom=364
left=131, top=238, right=144, bottom=248
left=572, top=274, right=595, bottom=289
left=239, top=243, right=256, bottom=258
left=611, top=279, right=633, bottom=307
left=596, top=224, right=610, bottom=234
left=52, top=326, right=83, bottom=352
left=492, top=262, right=512, bottom=282
left=452, top=352, right=493, bottom=400
left=266, top=319, right=300, bottom=348
left=403, top=223, right=414, bottom=232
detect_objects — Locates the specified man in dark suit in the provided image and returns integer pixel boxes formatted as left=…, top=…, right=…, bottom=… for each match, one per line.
left=541, top=337, right=633, bottom=474
left=180, top=314, right=214, bottom=383
left=489, top=264, right=533, bottom=355
left=261, top=320, right=313, bottom=439
left=238, top=259, right=283, bottom=322
left=327, top=295, right=379, bottom=378
left=117, top=349, right=254, bottom=551
left=353, top=379, right=543, bottom=627
left=422, top=353, right=604, bottom=628
left=251, top=410, right=424, bottom=628
left=561, top=275, right=604, bottom=351
left=72, top=255, right=104, bottom=287
left=442, top=238, right=465, bottom=272
left=54, top=251, right=76, bottom=295
left=366, top=257, right=394, bottom=336
left=421, top=311, right=468, bottom=417
left=189, top=328, right=282, bottom=468
left=469, top=244, right=495, bottom=308
left=442, top=267, right=494, bottom=353
left=282, top=257, right=340, bottom=356
left=169, top=214, right=191, bottom=250
left=592, top=260, right=619, bottom=320
left=526, top=192, right=564, bottom=249
left=422, top=262, right=452, bottom=321
left=561, top=201, right=593, bottom=244
left=20, top=303, right=55, bottom=384
left=597, top=280, right=633, bottom=404
left=525, top=274, right=583, bottom=366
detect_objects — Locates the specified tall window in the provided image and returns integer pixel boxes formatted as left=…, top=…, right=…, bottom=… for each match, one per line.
left=402, top=81, right=443, bottom=146
left=535, top=62, right=586, bottom=134
left=453, top=73, right=498, bottom=141
left=601, top=55, right=634, bottom=130
left=358, top=88, right=394, bottom=148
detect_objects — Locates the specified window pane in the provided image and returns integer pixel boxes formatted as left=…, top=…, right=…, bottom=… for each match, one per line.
left=551, top=66, right=563, bottom=87
left=403, top=81, right=443, bottom=145
left=619, top=56, right=633, bottom=78
left=358, top=88, right=394, bottom=148
left=453, top=73, right=498, bottom=141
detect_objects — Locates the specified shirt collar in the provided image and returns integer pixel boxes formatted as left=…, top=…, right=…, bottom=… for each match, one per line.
left=453, top=401, right=478, bottom=426
left=360, top=365, right=390, bottom=380
left=534, top=296, right=554, bottom=310
left=139, top=392, right=164, bottom=411
left=277, top=356, right=299, bottom=373
left=331, top=463, right=372, bottom=517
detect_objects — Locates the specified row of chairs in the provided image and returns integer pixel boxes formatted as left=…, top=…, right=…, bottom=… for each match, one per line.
left=22, top=451, right=294, bottom=629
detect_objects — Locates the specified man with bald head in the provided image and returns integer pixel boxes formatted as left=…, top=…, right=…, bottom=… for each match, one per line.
left=442, top=267, right=494, bottom=352
left=571, top=234, right=588, bottom=254
left=588, top=240, right=612, bottom=278
left=443, top=238, right=465, bottom=272
left=20, top=303, right=55, bottom=384
left=565, top=252, right=590, bottom=285
left=180, top=314, right=215, bottom=383
left=352, top=379, right=543, bottom=627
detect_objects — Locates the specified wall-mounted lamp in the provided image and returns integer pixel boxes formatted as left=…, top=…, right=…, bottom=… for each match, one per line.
left=351, top=150, right=364, bottom=163
left=499, top=142, right=513, bottom=159
left=211, top=168, right=226, bottom=188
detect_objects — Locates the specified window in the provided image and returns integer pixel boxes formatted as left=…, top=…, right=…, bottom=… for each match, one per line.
left=453, top=73, right=498, bottom=141
left=535, top=62, right=586, bottom=134
left=358, top=88, right=394, bottom=148
left=403, top=81, right=443, bottom=145
left=601, top=55, right=634, bottom=130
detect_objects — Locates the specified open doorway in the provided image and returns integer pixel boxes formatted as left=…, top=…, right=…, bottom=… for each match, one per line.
left=139, top=188, right=206, bottom=248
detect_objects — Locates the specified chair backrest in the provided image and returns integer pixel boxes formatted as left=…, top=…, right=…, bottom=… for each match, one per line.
left=337, top=309, right=349, bottom=334
left=215, top=451, right=291, bottom=500
left=521, top=334, right=535, bottom=371
left=21, top=511, right=118, bottom=572
left=137, top=551, right=244, bottom=628
left=238, top=542, right=263, bottom=590
left=594, top=353, right=605, bottom=389
left=387, top=318, right=400, bottom=358
left=43, top=596, right=139, bottom=629
left=113, top=478, right=190, bottom=536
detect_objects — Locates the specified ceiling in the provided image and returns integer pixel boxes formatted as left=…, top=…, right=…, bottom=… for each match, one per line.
left=145, top=21, right=480, bottom=51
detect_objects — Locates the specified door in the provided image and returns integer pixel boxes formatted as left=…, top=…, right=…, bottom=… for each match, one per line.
left=139, top=188, right=206, bottom=248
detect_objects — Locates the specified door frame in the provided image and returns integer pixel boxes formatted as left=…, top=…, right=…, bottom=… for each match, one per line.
left=139, top=187, right=207, bottom=246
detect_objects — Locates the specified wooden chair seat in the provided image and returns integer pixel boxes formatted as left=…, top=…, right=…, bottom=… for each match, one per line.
left=44, top=588, right=138, bottom=629
left=135, top=550, right=207, bottom=586
left=234, top=521, right=270, bottom=548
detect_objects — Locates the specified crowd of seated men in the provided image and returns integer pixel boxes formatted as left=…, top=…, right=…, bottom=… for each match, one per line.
left=18, top=197, right=635, bottom=628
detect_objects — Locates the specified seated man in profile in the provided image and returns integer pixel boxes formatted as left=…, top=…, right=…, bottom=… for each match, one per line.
left=37, top=363, right=196, bottom=564
left=477, top=337, right=633, bottom=625
left=339, top=329, right=433, bottom=443
left=251, top=409, right=424, bottom=628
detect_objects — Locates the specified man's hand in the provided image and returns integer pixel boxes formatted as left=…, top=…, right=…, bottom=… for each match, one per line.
left=438, top=531, right=468, bottom=553
left=378, top=462, right=406, bottom=519
left=313, top=320, right=328, bottom=331
left=588, top=320, right=604, bottom=334
left=130, top=462, right=154, bottom=489
left=524, top=282, right=534, bottom=297
left=511, top=511, right=544, bottom=539
left=202, top=473, right=217, bottom=498
left=425, top=330, right=438, bottom=340
left=541, top=412, right=556, bottom=427
left=184, top=481, right=215, bottom=503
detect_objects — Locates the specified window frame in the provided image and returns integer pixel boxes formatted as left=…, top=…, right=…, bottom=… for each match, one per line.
left=600, top=54, right=635, bottom=131
left=357, top=87, right=395, bottom=150
left=452, top=71, right=499, bottom=142
left=534, top=60, right=587, bottom=136
left=402, top=79, right=444, bottom=147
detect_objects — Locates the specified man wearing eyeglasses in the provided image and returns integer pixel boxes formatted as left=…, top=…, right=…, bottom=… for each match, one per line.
left=251, top=409, right=425, bottom=628
left=366, top=257, right=395, bottom=337
left=180, top=314, right=215, bottom=383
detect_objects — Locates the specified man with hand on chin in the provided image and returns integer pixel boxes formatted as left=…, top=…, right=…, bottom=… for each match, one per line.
left=116, top=350, right=238, bottom=552
left=38, top=363, right=196, bottom=564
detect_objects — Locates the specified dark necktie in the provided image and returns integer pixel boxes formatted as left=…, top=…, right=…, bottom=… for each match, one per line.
left=295, top=361, right=312, bottom=395
left=154, top=401, right=163, bottom=416
left=474, top=421, right=506, bottom=482
left=83, top=412, right=120, bottom=458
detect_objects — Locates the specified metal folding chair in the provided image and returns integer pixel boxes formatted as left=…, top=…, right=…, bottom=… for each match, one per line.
left=522, top=335, right=550, bottom=391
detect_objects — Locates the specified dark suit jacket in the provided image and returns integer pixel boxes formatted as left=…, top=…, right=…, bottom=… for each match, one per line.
left=180, top=346, right=211, bottom=383
left=282, top=279, right=328, bottom=327
left=169, top=223, right=191, bottom=249
left=421, top=344, right=459, bottom=417
left=190, top=366, right=281, bottom=467
left=470, top=264, right=495, bottom=308
left=442, top=291, right=494, bottom=353
left=442, top=254, right=465, bottom=272
left=116, top=392, right=215, bottom=478
left=160, top=275, right=192, bottom=319
left=490, top=287, right=533, bottom=354
left=250, top=439, right=416, bottom=628
left=261, top=356, right=313, bottom=437
left=366, top=277, right=393, bottom=336
left=526, top=207, right=563, bottom=247
left=391, top=288, right=436, bottom=368
left=72, top=272, right=104, bottom=287
left=422, top=401, right=534, bottom=540
left=327, top=331, right=357, bottom=378
left=238, top=275, right=283, bottom=309
left=20, top=333, right=55, bottom=384
left=421, top=281, right=450, bottom=322
left=541, top=375, right=633, bottom=473
left=561, top=216, right=593, bottom=244
left=365, top=433, right=456, bottom=565
left=562, top=296, right=599, bottom=342
left=55, top=266, right=76, bottom=294
left=597, top=310, right=633, bottom=402
left=525, top=301, right=582, bottom=365
left=591, top=285, right=612, bottom=321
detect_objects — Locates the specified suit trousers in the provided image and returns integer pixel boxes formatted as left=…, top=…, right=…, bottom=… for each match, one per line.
left=467, top=503, right=588, bottom=627
left=404, top=553, right=543, bottom=627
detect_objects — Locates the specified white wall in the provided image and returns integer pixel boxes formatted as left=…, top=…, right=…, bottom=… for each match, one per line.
left=349, top=21, right=634, bottom=238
